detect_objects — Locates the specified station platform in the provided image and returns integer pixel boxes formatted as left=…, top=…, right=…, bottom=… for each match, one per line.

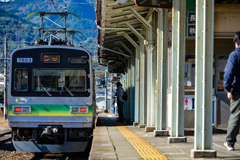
left=89, top=113, right=240, bottom=160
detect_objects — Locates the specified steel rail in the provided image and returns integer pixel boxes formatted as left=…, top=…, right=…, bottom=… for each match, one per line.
left=0, top=130, right=12, bottom=144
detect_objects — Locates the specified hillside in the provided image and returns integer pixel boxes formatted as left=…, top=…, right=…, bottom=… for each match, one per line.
left=0, top=0, right=106, bottom=71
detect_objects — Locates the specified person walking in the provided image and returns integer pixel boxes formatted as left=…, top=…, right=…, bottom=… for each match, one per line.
left=224, top=31, right=240, bottom=151
left=116, top=82, right=124, bottom=122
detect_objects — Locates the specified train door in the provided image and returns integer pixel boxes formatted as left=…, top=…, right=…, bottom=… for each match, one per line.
left=215, top=55, right=230, bottom=128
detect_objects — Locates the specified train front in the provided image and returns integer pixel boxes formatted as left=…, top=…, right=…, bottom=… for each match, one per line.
left=8, top=46, right=96, bottom=152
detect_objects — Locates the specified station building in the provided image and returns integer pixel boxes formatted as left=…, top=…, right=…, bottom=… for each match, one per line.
left=96, top=0, right=240, bottom=158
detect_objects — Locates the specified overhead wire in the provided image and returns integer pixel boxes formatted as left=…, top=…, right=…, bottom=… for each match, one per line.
left=50, top=0, right=59, bottom=12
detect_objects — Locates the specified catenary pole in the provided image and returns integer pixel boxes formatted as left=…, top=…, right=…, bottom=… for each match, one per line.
left=4, top=38, right=8, bottom=119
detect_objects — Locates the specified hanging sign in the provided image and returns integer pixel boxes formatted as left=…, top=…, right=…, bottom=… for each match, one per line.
left=134, top=0, right=172, bottom=9
left=187, top=12, right=196, bottom=37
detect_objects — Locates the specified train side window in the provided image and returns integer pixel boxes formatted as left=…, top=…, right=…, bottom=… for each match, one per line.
left=15, top=69, right=28, bottom=91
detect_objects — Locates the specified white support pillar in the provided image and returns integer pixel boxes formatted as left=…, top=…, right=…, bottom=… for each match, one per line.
left=119, top=32, right=139, bottom=123
left=151, top=11, right=157, bottom=127
left=191, top=0, right=216, bottom=158
left=168, top=0, right=187, bottom=143
left=134, top=48, right=140, bottom=124
left=154, top=9, right=169, bottom=136
left=146, top=11, right=158, bottom=132
left=145, top=27, right=154, bottom=132
left=121, top=22, right=144, bottom=126
left=139, top=40, right=146, bottom=128
left=122, top=8, right=152, bottom=129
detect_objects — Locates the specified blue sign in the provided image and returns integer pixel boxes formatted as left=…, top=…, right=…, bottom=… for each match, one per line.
left=188, top=12, right=196, bottom=24
left=188, top=25, right=196, bottom=37
left=186, top=12, right=196, bottom=38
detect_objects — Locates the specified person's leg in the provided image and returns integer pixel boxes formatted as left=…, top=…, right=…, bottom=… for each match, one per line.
left=226, top=95, right=240, bottom=147
left=118, top=102, right=124, bottom=121
left=117, top=102, right=122, bottom=120
left=119, top=102, right=124, bottom=120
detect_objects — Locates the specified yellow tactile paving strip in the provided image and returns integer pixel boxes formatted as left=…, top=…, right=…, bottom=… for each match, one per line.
left=117, top=126, right=169, bottom=160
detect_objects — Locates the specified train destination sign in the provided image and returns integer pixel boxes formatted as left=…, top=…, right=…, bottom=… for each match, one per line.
left=134, top=0, right=172, bottom=9
left=42, top=54, right=60, bottom=63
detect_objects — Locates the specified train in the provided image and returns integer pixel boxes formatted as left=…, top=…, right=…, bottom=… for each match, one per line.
left=8, top=42, right=96, bottom=152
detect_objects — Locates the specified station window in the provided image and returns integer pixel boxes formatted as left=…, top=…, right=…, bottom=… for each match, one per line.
left=33, top=69, right=87, bottom=92
left=15, top=69, right=28, bottom=91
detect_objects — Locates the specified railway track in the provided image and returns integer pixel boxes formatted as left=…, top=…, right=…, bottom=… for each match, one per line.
left=0, top=130, right=91, bottom=160
left=0, top=130, right=12, bottom=144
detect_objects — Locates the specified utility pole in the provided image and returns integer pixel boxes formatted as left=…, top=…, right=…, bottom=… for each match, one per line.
left=4, top=38, right=8, bottom=119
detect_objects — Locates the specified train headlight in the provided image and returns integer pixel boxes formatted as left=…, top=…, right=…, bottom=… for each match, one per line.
left=80, top=108, right=86, bottom=112
left=13, top=106, right=31, bottom=114
left=70, top=106, right=88, bottom=114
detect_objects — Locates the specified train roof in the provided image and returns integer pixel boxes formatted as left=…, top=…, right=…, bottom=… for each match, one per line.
left=10, top=45, right=92, bottom=60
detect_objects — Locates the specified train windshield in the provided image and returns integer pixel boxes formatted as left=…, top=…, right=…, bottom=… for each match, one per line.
left=15, top=69, right=28, bottom=91
left=33, top=69, right=86, bottom=92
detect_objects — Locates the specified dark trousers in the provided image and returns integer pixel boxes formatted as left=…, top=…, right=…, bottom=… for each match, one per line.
left=117, top=101, right=124, bottom=120
left=226, top=95, right=240, bottom=147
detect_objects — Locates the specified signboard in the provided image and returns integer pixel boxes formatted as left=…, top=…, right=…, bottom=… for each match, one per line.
left=187, top=12, right=196, bottom=37
left=107, top=61, right=125, bottom=73
left=187, top=24, right=195, bottom=37
left=134, top=0, right=172, bottom=9
left=218, top=72, right=225, bottom=91
left=184, top=95, right=195, bottom=110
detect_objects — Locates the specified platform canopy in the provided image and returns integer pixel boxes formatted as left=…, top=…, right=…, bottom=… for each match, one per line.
left=96, top=0, right=151, bottom=66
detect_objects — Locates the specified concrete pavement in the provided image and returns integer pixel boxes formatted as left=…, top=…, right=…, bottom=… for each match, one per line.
left=89, top=113, right=240, bottom=160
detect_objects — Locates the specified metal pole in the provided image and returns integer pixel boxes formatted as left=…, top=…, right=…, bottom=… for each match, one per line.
left=105, top=71, right=107, bottom=112
left=139, top=40, right=146, bottom=126
left=111, top=78, right=113, bottom=114
left=4, top=38, right=8, bottom=119
left=41, top=15, right=44, bottom=39
left=135, top=48, right=140, bottom=123
left=191, top=0, right=216, bottom=158
left=151, top=11, right=157, bottom=127
left=155, top=9, right=169, bottom=136
left=65, top=14, right=67, bottom=41
left=169, top=0, right=186, bottom=142
left=146, top=28, right=153, bottom=128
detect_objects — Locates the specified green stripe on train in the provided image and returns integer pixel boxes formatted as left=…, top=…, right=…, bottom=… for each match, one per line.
left=8, top=104, right=93, bottom=116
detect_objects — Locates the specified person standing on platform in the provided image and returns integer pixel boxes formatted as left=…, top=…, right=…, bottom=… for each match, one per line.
left=116, top=82, right=124, bottom=122
left=224, top=31, right=240, bottom=151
